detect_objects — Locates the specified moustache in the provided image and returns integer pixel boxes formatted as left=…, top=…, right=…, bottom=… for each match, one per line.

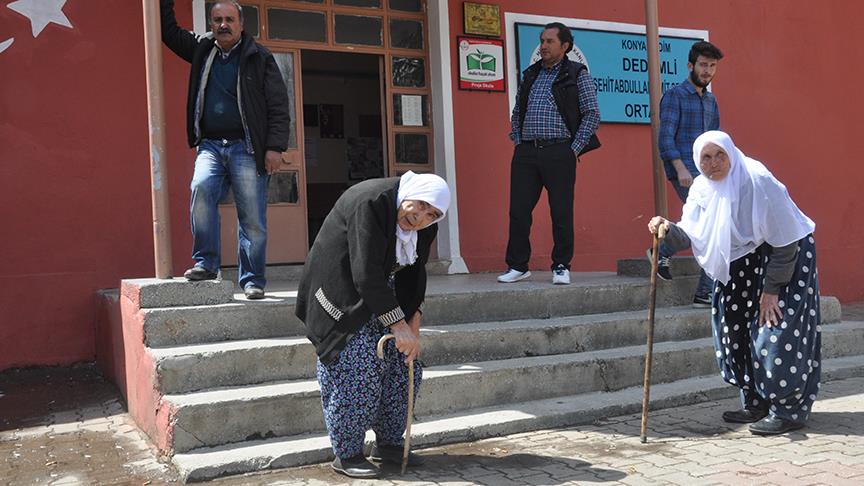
left=217, top=28, right=232, bottom=34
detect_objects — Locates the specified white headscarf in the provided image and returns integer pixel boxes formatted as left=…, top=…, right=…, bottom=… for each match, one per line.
left=677, top=131, right=815, bottom=285
left=395, top=171, right=451, bottom=266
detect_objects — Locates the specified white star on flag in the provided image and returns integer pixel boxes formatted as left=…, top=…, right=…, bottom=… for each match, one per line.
left=7, top=0, right=73, bottom=38
left=0, top=38, right=13, bottom=54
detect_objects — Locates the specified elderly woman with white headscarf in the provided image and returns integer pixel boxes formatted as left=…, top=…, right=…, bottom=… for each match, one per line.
left=295, top=171, right=450, bottom=479
left=648, top=131, right=820, bottom=436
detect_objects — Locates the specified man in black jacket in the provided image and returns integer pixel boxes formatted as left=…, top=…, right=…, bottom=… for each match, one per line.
left=160, top=0, right=290, bottom=299
left=498, top=22, right=600, bottom=286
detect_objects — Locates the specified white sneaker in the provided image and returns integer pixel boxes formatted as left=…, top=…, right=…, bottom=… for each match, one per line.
left=497, top=269, right=531, bottom=283
left=552, top=267, right=570, bottom=285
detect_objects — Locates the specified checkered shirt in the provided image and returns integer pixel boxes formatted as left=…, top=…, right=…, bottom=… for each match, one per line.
left=510, top=60, right=600, bottom=153
left=659, top=79, right=720, bottom=179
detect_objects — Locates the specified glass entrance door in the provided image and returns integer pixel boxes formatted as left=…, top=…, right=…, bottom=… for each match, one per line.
left=219, top=49, right=309, bottom=264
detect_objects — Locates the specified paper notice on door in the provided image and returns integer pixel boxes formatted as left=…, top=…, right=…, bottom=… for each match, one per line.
left=401, top=95, right=423, bottom=127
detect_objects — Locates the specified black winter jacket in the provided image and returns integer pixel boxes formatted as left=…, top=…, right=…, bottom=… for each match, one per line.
left=159, top=0, right=291, bottom=175
left=295, top=178, right=436, bottom=364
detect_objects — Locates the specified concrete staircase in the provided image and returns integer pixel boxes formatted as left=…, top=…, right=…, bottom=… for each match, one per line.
left=101, top=263, right=864, bottom=482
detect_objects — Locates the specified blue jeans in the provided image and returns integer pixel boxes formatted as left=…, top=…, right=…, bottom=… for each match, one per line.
left=190, top=139, right=269, bottom=289
left=659, top=177, right=714, bottom=298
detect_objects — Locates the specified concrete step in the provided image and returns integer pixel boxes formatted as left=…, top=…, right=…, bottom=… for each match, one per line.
left=220, top=264, right=304, bottom=285
left=141, top=272, right=702, bottom=347
left=219, top=260, right=452, bottom=284
left=122, top=278, right=234, bottom=308
left=162, top=320, right=864, bottom=453
left=171, top=353, right=864, bottom=482
left=617, top=254, right=701, bottom=278
left=150, top=306, right=712, bottom=394
left=149, top=299, right=842, bottom=394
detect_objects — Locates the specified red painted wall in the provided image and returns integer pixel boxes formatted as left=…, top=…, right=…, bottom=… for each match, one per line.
left=449, top=1, right=864, bottom=302
left=0, top=0, right=196, bottom=370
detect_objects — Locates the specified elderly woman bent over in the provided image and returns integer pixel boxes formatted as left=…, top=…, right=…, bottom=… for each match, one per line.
left=648, top=131, right=820, bottom=436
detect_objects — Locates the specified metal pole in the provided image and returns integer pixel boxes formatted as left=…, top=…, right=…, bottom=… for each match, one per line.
left=645, top=0, right=668, bottom=218
left=142, top=0, right=173, bottom=278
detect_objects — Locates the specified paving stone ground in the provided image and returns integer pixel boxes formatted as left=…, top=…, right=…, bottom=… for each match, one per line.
left=3, top=302, right=863, bottom=485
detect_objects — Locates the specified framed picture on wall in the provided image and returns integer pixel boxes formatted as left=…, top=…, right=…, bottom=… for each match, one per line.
left=463, top=2, right=501, bottom=37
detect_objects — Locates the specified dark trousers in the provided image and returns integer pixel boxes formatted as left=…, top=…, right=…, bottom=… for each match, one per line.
left=505, top=142, right=577, bottom=272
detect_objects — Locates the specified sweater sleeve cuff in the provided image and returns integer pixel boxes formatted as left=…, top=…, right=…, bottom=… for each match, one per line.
left=379, top=306, right=406, bottom=327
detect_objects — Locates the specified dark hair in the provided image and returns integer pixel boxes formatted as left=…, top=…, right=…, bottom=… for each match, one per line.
left=688, top=41, right=723, bottom=64
left=210, top=1, right=244, bottom=24
left=544, top=22, right=573, bottom=54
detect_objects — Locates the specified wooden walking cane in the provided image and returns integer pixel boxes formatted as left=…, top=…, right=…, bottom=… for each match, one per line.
left=641, top=224, right=666, bottom=443
left=376, top=334, right=414, bottom=474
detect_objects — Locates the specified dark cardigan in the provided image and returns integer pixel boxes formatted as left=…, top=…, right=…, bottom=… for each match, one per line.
left=295, top=177, right=436, bottom=364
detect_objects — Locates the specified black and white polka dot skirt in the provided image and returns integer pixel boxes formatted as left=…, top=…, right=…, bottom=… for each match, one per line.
left=711, top=234, right=821, bottom=422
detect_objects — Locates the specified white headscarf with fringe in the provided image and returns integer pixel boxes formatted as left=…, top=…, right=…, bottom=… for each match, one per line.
left=395, top=171, right=451, bottom=266
left=677, top=131, right=815, bottom=285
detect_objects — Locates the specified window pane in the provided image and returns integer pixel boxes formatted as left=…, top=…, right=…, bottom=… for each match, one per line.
left=390, top=0, right=422, bottom=12
left=205, top=3, right=259, bottom=38
left=392, top=94, right=428, bottom=127
left=348, top=137, right=384, bottom=180
left=272, top=53, right=298, bottom=149
left=395, top=133, right=429, bottom=165
left=268, top=9, right=326, bottom=42
left=334, top=0, right=381, bottom=7
left=334, top=15, right=382, bottom=46
left=268, top=171, right=300, bottom=204
left=392, top=57, right=425, bottom=87
left=389, top=19, right=423, bottom=49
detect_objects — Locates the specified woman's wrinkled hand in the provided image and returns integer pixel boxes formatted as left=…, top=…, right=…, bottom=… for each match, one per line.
left=390, top=320, right=420, bottom=364
left=759, top=292, right=783, bottom=328
left=648, top=216, right=671, bottom=235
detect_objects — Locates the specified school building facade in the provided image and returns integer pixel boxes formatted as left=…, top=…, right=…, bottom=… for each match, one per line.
left=2, top=0, right=862, bottom=371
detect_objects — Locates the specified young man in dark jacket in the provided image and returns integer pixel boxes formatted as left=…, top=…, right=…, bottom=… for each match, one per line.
left=499, top=22, right=600, bottom=286
left=159, top=0, right=291, bottom=299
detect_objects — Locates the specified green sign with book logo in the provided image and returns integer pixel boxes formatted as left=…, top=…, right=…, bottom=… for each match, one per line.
left=458, top=36, right=505, bottom=92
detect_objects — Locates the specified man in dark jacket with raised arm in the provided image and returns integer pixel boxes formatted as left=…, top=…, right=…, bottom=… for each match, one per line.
left=159, top=0, right=290, bottom=299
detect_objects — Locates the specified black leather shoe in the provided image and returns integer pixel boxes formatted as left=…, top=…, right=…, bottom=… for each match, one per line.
left=369, top=444, right=425, bottom=466
left=331, top=454, right=380, bottom=479
left=748, top=415, right=805, bottom=435
left=722, top=408, right=768, bottom=423
left=183, top=266, right=218, bottom=281
left=244, top=286, right=265, bottom=300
